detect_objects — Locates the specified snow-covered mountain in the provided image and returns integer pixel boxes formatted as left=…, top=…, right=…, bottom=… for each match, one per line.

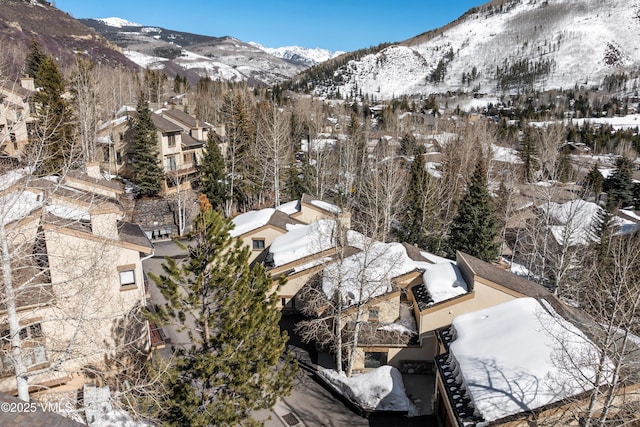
left=249, top=42, right=344, bottom=66
left=81, top=18, right=338, bottom=86
left=93, top=17, right=142, bottom=28
left=306, top=0, right=640, bottom=99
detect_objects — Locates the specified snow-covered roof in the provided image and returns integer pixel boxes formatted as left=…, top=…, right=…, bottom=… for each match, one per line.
left=538, top=199, right=634, bottom=245
left=422, top=262, right=468, bottom=305
left=276, top=199, right=301, bottom=215
left=322, top=241, right=417, bottom=306
left=230, top=208, right=276, bottom=237
left=310, top=199, right=341, bottom=214
left=447, top=297, right=609, bottom=422
left=268, top=219, right=365, bottom=267
left=0, top=191, right=43, bottom=226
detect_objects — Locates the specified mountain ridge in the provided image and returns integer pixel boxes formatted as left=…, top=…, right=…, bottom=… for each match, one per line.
left=293, top=0, right=640, bottom=100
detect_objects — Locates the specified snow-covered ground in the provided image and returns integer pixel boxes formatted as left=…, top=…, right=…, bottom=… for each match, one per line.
left=319, top=366, right=417, bottom=414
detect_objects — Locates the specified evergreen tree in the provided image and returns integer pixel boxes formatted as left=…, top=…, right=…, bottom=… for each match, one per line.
left=148, top=196, right=296, bottom=426
left=519, top=126, right=538, bottom=182
left=283, top=157, right=306, bottom=202
left=605, top=156, right=635, bottom=209
left=131, top=93, right=164, bottom=197
left=24, top=39, right=45, bottom=78
left=30, top=55, right=76, bottom=175
left=402, top=151, right=439, bottom=250
left=199, top=132, right=227, bottom=210
left=583, top=162, right=605, bottom=200
left=447, top=157, right=500, bottom=261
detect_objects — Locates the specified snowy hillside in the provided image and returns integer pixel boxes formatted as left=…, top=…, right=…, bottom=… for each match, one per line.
left=94, top=17, right=142, bottom=28
left=250, top=42, right=344, bottom=66
left=82, top=18, right=307, bottom=85
left=315, top=0, right=640, bottom=99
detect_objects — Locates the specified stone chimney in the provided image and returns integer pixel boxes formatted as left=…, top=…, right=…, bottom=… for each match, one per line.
left=20, top=77, right=35, bottom=91
left=85, top=162, right=101, bottom=180
left=90, top=204, right=121, bottom=240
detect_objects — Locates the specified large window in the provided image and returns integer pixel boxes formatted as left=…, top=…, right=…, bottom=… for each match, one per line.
left=364, top=351, right=388, bottom=369
left=167, top=133, right=176, bottom=147
left=166, top=155, right=177, bottom=171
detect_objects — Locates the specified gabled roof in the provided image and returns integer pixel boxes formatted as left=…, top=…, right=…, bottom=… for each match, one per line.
left=64, top=171, right=124, bottom=194
left=162, top=108, right=211, bottom=129
left=0, top=82, right=33, bottom=99
left=150, top=113, right=183, bottom=133
left=230, top=208, right=305, bottom=238
left=118, top=221, right=154, bottom=254
left=267, top=219, right=366, bottom=268
left=456, top=251, right=549, bottom=299
left=181, top=133, right=204, bottom=149
left=300, top=193, right=341, bottom=214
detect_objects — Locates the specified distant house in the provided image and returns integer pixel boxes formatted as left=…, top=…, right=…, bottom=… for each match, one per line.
left=97, top=107, right=207, bottom=194
left=0, top=78, right=37, bottom=159
left=0, top=167, right=153, bottom=395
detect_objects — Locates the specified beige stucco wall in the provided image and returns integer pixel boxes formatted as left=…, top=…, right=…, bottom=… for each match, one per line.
left=418, top=282, right=517, bottom=334
left=239, top=226, right=285, bottom=264
left=292, top=204, right=330, bottom=225
left=40, top=228, right=145, bottom=369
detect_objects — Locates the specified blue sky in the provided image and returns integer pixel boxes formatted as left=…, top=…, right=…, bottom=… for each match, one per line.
left=55, top=1, right=486, bottom=52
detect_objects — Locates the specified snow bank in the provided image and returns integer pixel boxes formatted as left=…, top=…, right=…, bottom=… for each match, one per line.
left=319, top=366, right=414, bottom=413
left=448, top=298, right=609, bottom=422
left=491, top=145, right=523, bottom=164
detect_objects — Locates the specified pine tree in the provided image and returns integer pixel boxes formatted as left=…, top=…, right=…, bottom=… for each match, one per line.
left=30, top=55, right=76, bottom=175
left=402, top=151, right=440, bottom=251
left=24, top=39, right=45, bottom=78
left=131, top=93, right=164, bottom=197
left=199, top=132, right=227, bottom=210
left=447, top=157, right=500, bottom=261
left=148, top=196, right=296, bottom=426
left=605, top=156, right=635, bottom=209
left=519, top=126, right=538, bottom=182
left=584, top=162, right=605, bottom=200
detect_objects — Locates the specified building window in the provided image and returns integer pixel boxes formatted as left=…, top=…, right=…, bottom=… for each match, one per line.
left=118, top=264, right=137, bottom=290
left=166, top=155, right=177, bottom=171
left=252, top=239, right=265, bottom=250
left=364, top=352, right=388, bottom=369
left=116, top=151, right=122, bottom=164
left=119, top=270, right=135, bottom=286
left=168, top=133, right=176, bottom=147
left=368, top=308, right=379, bottom=321
left=183, top=152, right=195, bottom=164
